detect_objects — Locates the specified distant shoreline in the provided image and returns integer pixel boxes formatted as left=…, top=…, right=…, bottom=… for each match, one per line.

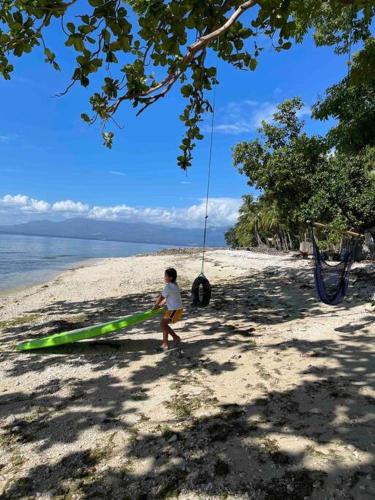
left=0, top=230, right=194, bottom=248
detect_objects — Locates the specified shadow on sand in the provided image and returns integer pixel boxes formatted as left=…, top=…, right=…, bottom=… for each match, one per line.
left=0, top=264, right=374, bottom=498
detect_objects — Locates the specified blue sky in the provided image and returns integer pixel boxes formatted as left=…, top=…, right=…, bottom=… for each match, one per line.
left=0, top=16, right=352, bottom=228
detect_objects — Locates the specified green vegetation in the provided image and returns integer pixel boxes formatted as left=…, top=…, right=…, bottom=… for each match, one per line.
left=0, top=429, right=20, bottom=448
left=1, top=1, right=373, bottom=167
left=262, top=437, right=280, bottom=454
left=226, top=51, right=375, bottom=249
left=165, top=394, right=200, bottom=419
left=255, top=362, right=272, bottom=381
left=313, top=37, right=375, bottom=153
left=10, top=453, right=25, bottom=468
left=0, top=314, right=40, bottom=330
left=165, top=388, right=218, bottom=419
left=88, top=443, right=112, bottom=462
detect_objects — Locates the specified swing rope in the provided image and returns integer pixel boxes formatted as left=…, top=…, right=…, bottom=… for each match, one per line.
left=201, top=48, right=218, bottom=275
left=191, top=39, right=218, bottom=308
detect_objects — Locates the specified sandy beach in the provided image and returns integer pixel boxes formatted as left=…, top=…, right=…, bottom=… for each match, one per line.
left=0, top=249, right=374, bottom=499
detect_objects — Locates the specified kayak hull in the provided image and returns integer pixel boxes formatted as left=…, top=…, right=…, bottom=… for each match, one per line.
left=16, top=308, right=162, bottom=351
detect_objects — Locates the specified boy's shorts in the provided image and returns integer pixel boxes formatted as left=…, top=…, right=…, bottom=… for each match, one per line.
left=163, top=309, right=183, bottom=324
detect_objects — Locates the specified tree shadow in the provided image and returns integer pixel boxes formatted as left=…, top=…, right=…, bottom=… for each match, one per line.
left=1, top=263, right=374, bottom=498
left=3, top=264, right=373, bottom=343
left=4, top=336, right=375, bottom=498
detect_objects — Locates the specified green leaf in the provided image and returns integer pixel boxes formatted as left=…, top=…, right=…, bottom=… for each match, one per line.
left=102, top=131, right=114, bottom=148
left=44, top=48, right=54, bottom=60
left=249, top=58, right=257, bottom=71
left=14, top=43, right=24, bottom=57
left=282, top=42, right=292, bottom=50
left=73, top=37, right=85, bottom=52
left=81, top=112, right=91, bottom=122
left=67, top=22, right=75, bottom=34
left=181, top=85, right=192, bottom=97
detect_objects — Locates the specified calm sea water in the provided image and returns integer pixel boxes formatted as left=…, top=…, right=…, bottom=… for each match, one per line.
left=0, top=233, right=171, bottom=291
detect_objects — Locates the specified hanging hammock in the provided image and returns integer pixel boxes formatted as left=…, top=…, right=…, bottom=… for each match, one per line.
left=310, top=224, right=359, bottom=305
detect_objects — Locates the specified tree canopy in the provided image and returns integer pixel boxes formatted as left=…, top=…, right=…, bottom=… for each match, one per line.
left=1, top=1, right=374, bottom=168
left=226, top=67, right=375, bottom=249
left=312, top=38, right=375, bottom=153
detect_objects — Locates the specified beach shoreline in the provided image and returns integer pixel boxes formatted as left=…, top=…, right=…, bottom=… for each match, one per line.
left=0, top=248, right=374, bottom=498
left=0, top=248, right=306, bottom=319
left=0, top=233, right=177, bottom=295
left=0, top=246, right=203, bottom=297
left=0, top=257, right=104, bottom=297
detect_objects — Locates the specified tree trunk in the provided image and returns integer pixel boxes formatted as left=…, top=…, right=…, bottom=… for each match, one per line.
left=280, top=228, right=288, bottom=252
left=287, top=231, right=293, bottom=250
left=255, top=230, right=264, bottom=246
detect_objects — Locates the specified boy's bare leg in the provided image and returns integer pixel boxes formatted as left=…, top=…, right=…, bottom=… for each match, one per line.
left=160, top=319, right=170, bottom=350
left=166, top=324, right=181, bottom=344
left=160, top=319, right=180, bottom=350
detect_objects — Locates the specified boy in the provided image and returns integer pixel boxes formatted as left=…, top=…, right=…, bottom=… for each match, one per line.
left=154, top=268, right=183, bottom=351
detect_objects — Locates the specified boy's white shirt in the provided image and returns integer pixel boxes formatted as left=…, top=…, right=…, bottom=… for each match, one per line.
left=161, top=282, right=183, bottom=310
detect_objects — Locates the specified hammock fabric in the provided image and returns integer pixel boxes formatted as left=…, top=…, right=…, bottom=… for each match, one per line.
left=311, top=230, right=356, bottom=305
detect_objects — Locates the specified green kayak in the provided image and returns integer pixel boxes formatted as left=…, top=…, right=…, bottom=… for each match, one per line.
left=16, top=308, right=162, bottom=351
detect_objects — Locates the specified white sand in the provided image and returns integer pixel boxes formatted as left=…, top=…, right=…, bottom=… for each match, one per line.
left=0, top=249, right=374, bottom=499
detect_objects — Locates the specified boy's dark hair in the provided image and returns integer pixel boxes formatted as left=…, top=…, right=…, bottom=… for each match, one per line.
left=165, top=268, right=177, bottom=282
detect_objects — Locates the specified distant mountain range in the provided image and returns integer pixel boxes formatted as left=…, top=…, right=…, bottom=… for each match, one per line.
left=0, top=218, right=227, bottom=247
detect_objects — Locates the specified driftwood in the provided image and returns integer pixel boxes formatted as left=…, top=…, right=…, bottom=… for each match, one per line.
left=307, top=221, right=364, bottom=238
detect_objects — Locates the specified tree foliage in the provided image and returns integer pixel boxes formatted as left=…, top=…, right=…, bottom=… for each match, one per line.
left=312, top=38, right=375, bottom=152
left=228, top=83, right=375, bottom=249
left=0, top=1, right=373, bottom=168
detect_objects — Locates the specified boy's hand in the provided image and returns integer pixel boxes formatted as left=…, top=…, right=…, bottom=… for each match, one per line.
left=153, top=295, right=164, bottom=310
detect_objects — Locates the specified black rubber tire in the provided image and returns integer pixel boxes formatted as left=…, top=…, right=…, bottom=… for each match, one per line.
left=191, top=275, right=211, bottom=307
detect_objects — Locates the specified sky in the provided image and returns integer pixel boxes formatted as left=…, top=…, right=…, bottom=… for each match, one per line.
left=0, top=10, right=352, bottom=229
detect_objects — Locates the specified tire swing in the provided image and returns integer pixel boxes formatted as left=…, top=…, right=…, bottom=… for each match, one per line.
left=191, top=231, right=212, bottom=308
left=192, top=273, right=211, bottom=307
left=192, top=264, right=212, bottom=307
left=191, top=63, right=217, bottom=308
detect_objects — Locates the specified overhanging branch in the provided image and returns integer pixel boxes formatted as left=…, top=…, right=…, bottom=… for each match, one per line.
left=110, top=0, right=258, bottom=115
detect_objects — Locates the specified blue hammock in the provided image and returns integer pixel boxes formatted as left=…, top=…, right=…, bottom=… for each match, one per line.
left=311, top=230, right=357, bottom=305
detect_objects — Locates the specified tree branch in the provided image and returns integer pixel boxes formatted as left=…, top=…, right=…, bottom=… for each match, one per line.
left=110, top=0, right=258, bottom=114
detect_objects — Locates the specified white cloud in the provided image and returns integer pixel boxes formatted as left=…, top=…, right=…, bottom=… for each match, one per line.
left=0, top=133, right=18, bottom=143
left=109, top=170, right=126, bottom=177
left=214, top=123, right=252, bottom=134
left=211, top=100, right=311, bottom=136
left=0, top=194, right=49, bottom=213
left=88, top=198, right=241, bottom=227
left=1, top=194, right=29, bottom=206
left=52, top=200, right=89, bottom=213
left=0, top=194, right=241, bottom=228
left=185, top=198, right=241, bottom=227
left=27, top=199, right=50, bottom=213
left=252, top=102, right=279, bottom=128
left=89, top=204, right=137, bottom=221
left=297, top=105, right=311, bottom=119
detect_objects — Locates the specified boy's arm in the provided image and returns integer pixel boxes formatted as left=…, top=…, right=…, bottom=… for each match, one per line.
left=153, top=294, right=166, bottom=309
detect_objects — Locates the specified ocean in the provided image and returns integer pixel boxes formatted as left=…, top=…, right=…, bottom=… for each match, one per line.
left=0, top=233, right=171, bottom=291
